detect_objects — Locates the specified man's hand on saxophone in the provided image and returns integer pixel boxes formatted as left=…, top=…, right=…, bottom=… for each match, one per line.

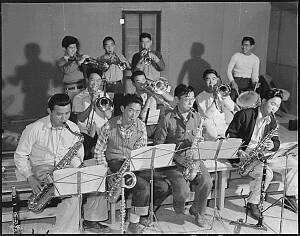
left=27, top=175, right=43, bottom=195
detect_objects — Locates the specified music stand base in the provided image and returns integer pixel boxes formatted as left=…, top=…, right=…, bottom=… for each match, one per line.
left=230, top=220, right=268, bottom=231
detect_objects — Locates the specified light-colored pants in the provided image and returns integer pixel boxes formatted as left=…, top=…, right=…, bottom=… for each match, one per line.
left=248, top=155, right=298, bottom=204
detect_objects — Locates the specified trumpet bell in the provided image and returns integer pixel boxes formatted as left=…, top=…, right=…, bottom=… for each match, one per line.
left=118, top=62, right=127, bottom=70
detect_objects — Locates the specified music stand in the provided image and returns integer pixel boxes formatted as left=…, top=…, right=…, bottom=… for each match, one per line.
left=193, top=138, right=242, bottom=231
left=53, top=165, right=107, bottom=233
left=230, top=142, right=298, bottom=233
left=129, top=144, right=175, bottom=233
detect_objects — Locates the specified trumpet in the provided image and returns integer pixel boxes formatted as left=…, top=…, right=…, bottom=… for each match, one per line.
left=95, top=96, right=113, bottom=112
left=140, top=48, right=152, bottom=65
left=212, top=83, right=231, bottom=112
left=112, top=53, right=127, bottom=70
left=83, top=57, right=110, bottom=71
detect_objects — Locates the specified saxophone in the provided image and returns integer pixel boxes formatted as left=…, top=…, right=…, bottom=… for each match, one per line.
left=182, top=116, right=205, bottom=181
left=238, top=113, right=279, bottom=176
left=106, top=157, right=137, bottom=204
left=27, top=123, right=84, bottom=213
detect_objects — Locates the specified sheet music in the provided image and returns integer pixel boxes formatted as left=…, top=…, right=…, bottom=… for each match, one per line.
left=269, top=141, right=298, bottom=159
left=146, top=109, right=160, bottom=125
left=194, top=138, right=242, bottom=160
left=129, top=144, right=176, bottom=171
left=53, top=165, right=107, bottom=196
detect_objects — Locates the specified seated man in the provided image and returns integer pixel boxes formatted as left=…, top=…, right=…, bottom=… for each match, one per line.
left=72, top=67, right=112, bottom=160
left=195, top=69, right=235, bottom=140
left=130, top=70, right=174, bottom=139
left=94, top=93, right=171, bottom=233
left=72, top=68, right=112, bottom=233
left=14, top=93, right=109, bottom=233
left=154, top=84, right=213, bottom=228
left=226, top=88, right=298, bottom=219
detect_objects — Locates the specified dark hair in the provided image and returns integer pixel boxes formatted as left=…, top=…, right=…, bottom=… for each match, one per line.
left=122, top=93, right=143, bottom=109
left=242, top=36, right=255, bottom=45
left=263, top=88, right=284, bottom=101
left=174, top=84, right=194, bottom=98
left=140, top=32, right=152, bottom=41
left=62, top=36, right=80, bottom=50
left=86, top=67, right=102, bottom=79
left=48, top=93, right=71, bottom=111
left=202, top=69, right=220, bottom=79
left=130, top=70, right=146, bottom=83
left=103, top=36, right=115, bottom=47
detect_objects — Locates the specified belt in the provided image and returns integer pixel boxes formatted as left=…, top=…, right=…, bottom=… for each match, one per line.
left=107, top=80, right=122, bottom=85
left=234, top=77, right=251, bottom=80
left=65, top=85, right=84, bottom=91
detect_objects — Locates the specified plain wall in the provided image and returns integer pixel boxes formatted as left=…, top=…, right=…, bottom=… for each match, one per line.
left=2, top=2, right=272, bottom=119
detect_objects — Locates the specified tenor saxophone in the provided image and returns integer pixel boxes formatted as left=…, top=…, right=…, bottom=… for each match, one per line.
left=27, top=123, right=84, bottom=213
left=238, top=113, right=279, bottom=176
left=182, top=116, right=205, bottom=181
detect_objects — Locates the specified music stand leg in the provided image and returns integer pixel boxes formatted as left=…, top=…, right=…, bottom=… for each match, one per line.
left=77, top=171, right=83, bottom=233
left=209, top=139, right=228, bottom=232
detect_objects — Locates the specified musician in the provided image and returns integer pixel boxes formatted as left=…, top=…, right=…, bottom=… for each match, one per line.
left=72, top=67, right=112, bottom=160
left=195, top=69, right=235, bottom=140
left=131, top=32, right=165, bottom=81
left=227, top=36, right=260, bottom=101
left=56, top=35, right=89, bottom=100
left=14, top=93, right=84, bottom=233
left=226, top=88, right=298, bottom=219
left=154, top=84, right=213, bottom=227
left=94, top=94, right=171, bottom=233
left=97, top=36, right=131, bottom=95
left=130, top=70, right=174, bottom=139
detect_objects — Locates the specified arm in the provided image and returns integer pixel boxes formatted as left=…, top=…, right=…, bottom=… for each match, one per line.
left=118, top=53, right=132, bottom=70
left=94, top=122, right=110, bottom=166
left=227, top=54, right=237, bottom=83
left=149, top=51, right=165, bottom=72
left=131, top=53, right=142, bottom=72
left=56, top=57, right=81, bottom=74
left=251, top=57, right=260, bottom=83
left=225, top=110, right=245, bottom=138
left=153, top=114, right=168, bottom=145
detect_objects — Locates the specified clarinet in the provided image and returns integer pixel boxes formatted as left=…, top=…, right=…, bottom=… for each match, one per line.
left=12, top=186, right=22, bottom=234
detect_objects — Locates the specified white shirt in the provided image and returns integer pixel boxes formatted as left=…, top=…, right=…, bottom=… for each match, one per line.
left=139, top=92, right=157, bottom=121
left=72, top=89, right=109, bottom=137
left=246, top=109, right=271, bottom=153
left=227, top=52, right=260, bottom=83
left=14, top=116, right=84, bottom=179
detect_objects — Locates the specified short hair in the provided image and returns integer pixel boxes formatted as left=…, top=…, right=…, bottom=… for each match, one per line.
left=122, top=93, right=143, bottom=109
left=263, top=88, right=284, bottom=101
left=48, top=93, right=71, bottom=111
left=103, top=36, right=115, bottom=47
left=242, top=36, right=255, bottom=45
left=202, top=69, right=220, bottom=79
left=62, top=35, right=80, bottom=50
left=174, top=84, right=194, bottom=98
left=140, top=32, right=152, bottom=41
left=86, top=67, right=102, bottom=79
left=130, top=70, right=146, bottom=83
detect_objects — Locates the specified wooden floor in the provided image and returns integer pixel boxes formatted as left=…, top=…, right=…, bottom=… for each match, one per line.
left=2, top=111, right=298, bottom=234
left=2, top=193, right=298, bottom=234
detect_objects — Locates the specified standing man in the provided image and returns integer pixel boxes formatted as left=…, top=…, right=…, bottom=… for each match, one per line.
left=57, top=35, right=90, bottom=101
left=94, top=94, right=171, bottom=233
left=226, top=89, right=298, bottom=219
left=154, top=84, right=213, bottom=228
left=227, top=36, right=260, bottom=101
left=97, top=36, right=131, bottom=96
left=131, top=32, right=165, bottom=81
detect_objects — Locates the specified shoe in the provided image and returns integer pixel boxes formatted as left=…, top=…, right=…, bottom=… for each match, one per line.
left=127, top=222, right=145, bottom=234
left=284, top=196, right=298, bottom=213
left=83, top=220, right=111, bottom=233
left=189, top=207, right=207, bottom=227
left=246, top=203, right=260, bottom=220
left=139, top=215, right=153, bottom=227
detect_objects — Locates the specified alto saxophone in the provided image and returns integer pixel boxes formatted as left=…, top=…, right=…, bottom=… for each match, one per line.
left=238, top=114, right=279, bottom=176
left=27, top=123, right=84, bottom=213
left=182, top=116, right=205, bottom=181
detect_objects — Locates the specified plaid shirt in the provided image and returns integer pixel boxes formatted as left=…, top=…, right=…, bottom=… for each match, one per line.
left=94, top=115, right=147, bottom=165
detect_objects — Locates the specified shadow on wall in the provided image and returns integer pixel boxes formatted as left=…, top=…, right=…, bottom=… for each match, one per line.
left=6, top=43, right=62, bottom=120
left=177, top=42, right=211, bottom=95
